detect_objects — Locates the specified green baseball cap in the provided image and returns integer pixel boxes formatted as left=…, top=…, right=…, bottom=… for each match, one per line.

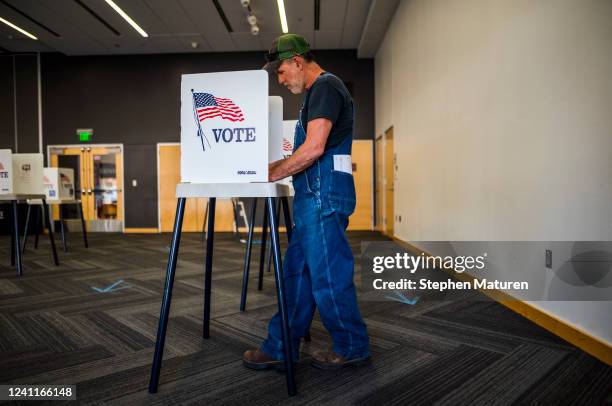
left=263, top=33, right=311, bottom=73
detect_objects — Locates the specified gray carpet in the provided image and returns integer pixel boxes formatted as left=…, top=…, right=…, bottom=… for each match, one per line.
left=0, top=231, right=611, bottom=405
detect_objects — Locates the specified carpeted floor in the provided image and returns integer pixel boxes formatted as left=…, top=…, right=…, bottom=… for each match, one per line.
left=0, top=231, right=610, bottom=405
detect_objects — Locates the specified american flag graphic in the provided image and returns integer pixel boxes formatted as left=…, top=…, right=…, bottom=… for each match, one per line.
left=282, top=137, right=293, bottom=152
left=193, top=93, right=245, bottom=123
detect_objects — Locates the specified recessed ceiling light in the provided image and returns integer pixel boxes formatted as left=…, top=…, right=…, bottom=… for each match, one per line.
left=276, top=0, right=289, bottom=33
left=0, top=16, right=37, bottom=40
left=103, top=0, right=148, bottom=37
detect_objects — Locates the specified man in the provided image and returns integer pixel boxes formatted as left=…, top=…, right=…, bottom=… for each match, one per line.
left=242, top=34, right=371, bottom=370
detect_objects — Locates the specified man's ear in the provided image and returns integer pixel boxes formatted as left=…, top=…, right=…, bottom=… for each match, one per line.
left=292, top=56, right=304, bottom=70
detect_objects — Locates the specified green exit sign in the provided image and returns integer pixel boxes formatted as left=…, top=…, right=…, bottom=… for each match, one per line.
left=77, top=128, right=93, bottom=142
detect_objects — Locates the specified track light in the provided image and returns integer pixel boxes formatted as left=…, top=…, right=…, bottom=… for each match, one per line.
left=0, top=16, right=37, bottom=40
left=251, top=25, right=259, bottom=36
left=276, top=0, right=288, bottom=33
left=104, top=0, right=148, bottom=37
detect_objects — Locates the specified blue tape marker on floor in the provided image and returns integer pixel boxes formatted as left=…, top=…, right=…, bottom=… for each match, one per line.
left=385, top=290, right=420, bottom=305
left=91, top=279, right=128, bottom=293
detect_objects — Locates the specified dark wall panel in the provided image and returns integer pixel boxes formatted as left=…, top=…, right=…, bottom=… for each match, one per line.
left=0, top=56, right=15, bottom=150
left=41, top=50, right=374, bottom=228
left=15, top=55, right=39, bottom=153
left=123, top=144, right=157, bottom=228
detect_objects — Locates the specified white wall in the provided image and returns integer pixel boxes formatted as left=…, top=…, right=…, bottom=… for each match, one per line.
left=375, top=0, right=612, bottom=343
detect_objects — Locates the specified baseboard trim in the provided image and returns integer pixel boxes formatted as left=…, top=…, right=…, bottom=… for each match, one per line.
left=163, top=227, right=289, bottom=234
left=124, top=228, right=159, bottom=234
left=391, top=237, right=612, bottom=366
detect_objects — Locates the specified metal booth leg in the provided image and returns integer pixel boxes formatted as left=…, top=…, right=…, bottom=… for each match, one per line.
left=78, top=201, right=88, bottom=248
left=258, top=199, right=268, bottom=291
left=240, top=198, right=257, bottom=311
left=22, top=204, right=32, bottom=254
left=202, top=198, right=216, bottom=339
left=149, top=197, right=186, bottom=393
left=10, top=210, right=15, bottom=267
left=59, top=204, right=67, bottom=252
left=11, top=200, right=21, bottom=276
left=267, top=197, right=297, bottom=396
left=201, top=200, right=209, bottom=241
left=42, top=199, right=59, bottom=266
left=34, top=205, right=41, bottom=249
left=267, top=199, right=282, bottom=274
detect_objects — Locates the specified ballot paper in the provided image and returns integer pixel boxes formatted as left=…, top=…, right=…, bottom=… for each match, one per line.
left=333, top=154, right=353, bottom=175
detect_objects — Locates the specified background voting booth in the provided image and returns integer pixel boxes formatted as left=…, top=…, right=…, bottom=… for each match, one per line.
left=43, top=167, right=75, bottom=200
left=24, top=167, right=88, bottom=254
left=0, top=151, right=44, bottom=196
left=149, top=70, right=298, bottom=397
left=0, top=152, right=59, bottom=275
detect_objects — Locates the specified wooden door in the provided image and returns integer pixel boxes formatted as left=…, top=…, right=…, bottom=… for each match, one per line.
left=384, top=127, right=394, bottom=236
left=87, top=146, right=124, bottom=224
left=158, top=144, right=235, bottom=232
left=348, top=140, right=373, bottom=230
left=375, top=135, right=384, bottom=231
left=49, top=145, right=124, bottom=230
left=50, top=147, right=84, bottom=222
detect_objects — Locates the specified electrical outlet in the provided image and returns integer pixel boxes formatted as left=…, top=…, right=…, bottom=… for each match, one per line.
left=545, top=250, right=552, bottom=268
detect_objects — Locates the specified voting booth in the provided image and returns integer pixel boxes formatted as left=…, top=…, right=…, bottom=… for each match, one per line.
left=43, top=168, right=75, bottom=201
left=0, top=151, right=44, bottom=195
left=151, top=71, right=298, bottom=397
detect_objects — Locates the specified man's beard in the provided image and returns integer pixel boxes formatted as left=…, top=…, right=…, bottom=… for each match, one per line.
left=287, top=83, right=303, bottom=94
left=289, top=86, right=302, bottom=94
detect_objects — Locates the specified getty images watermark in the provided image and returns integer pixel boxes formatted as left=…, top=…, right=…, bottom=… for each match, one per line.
left=359, top=241, right=612, bottom=302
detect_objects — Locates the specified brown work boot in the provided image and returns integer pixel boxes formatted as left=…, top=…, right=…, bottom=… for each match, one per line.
left=243, top=349, right=283, bottom=370
left=311, top=350, right=372, bottom=370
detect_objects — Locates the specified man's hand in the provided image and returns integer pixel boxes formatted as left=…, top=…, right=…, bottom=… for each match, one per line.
left=268, top=159, right=284, bottom=182
left=268, top=118, right=332, bottom=182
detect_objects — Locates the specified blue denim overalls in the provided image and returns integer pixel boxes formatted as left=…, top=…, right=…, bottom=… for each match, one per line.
left=261, top=87, right=371, bottom=361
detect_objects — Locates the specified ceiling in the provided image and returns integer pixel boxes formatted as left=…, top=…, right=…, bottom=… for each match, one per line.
left=0, top=0, right=398, bottom=57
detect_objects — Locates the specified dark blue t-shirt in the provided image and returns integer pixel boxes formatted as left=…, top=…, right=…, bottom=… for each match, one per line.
left=300, top=72, right=353, bottom=149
